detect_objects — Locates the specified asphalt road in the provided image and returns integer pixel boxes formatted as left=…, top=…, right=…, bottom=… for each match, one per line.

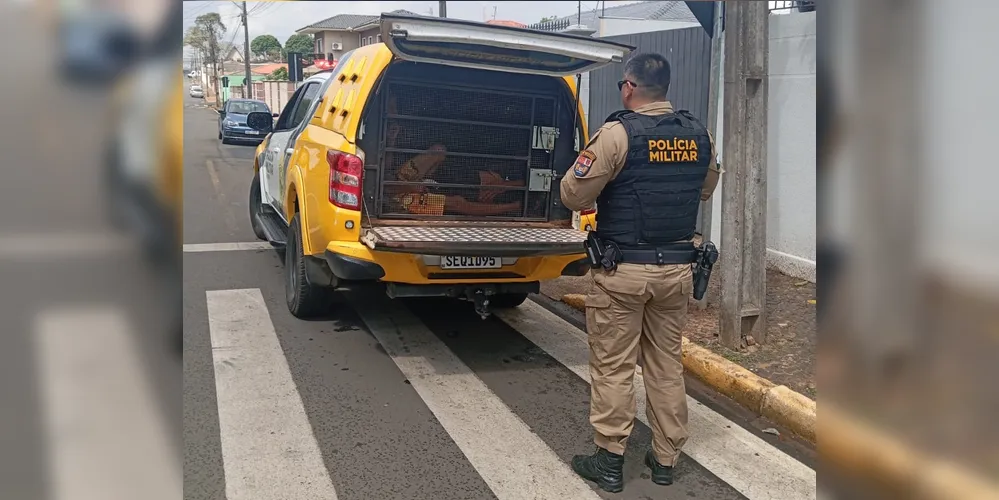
left=182, top=92, right=818, bottom=500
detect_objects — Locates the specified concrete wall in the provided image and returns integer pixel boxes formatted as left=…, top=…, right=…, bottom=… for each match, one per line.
left=708, top=11, right=816, bottom=282
left=315, top=28, right=382, bottom=59
left=316, top=30, right=360, bottom=59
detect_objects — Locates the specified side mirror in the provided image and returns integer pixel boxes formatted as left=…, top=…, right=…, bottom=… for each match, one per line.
left=246, top=111, right=274, bottom=133
left=218, top=110, right=226, bottom=118
left=272, top=112, right=279, bottom=118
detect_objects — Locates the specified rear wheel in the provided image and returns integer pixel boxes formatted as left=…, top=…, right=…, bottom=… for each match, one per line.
left=248, top=172, right=267, bottom=240
left=285, top=213, right=334, bottom=318
left=490, top=292, right=529, bottom=309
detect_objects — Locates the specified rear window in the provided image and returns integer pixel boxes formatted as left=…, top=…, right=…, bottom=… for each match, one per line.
left=228, top=101, right=269, bottom=114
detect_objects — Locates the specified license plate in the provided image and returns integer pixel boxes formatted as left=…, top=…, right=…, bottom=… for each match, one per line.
left=439, top=256, right=501, bottom=270
left=246, top=130, right=260, bottom=135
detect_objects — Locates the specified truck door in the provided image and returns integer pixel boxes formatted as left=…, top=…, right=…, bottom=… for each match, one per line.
left=259, top=81, right=322, bottom=217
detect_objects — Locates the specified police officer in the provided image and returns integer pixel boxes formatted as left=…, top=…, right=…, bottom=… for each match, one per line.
left=561, top=53, right=720, bottom=493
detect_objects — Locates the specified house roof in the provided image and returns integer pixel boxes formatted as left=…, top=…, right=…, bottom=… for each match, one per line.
left=297, top=9, right=419, bottom=33
left=250, top=63, right=287, bottom=75
left=530, top=1, right=697, bottom=31
left=486, top=20, right=527, bottom=28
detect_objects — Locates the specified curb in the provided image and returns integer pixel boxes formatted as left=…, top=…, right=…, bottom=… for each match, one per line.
left=562, top=293, right=999, bottom=499
left=563, top=293, right=815, bottom=443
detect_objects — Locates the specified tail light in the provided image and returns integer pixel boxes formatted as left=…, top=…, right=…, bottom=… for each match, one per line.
left=580, top=209, right=596, bottom=231
left=327, top=150, right=363, bottom=210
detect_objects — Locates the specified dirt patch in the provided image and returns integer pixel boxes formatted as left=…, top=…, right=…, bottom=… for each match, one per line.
left=540, top=267, right=817, bottom=400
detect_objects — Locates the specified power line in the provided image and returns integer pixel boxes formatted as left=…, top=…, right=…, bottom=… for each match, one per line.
left=183, top=3, right=212, bottom=22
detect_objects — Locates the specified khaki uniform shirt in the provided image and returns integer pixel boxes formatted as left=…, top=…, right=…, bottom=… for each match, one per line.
left=560, top=101, right=721, bottom=212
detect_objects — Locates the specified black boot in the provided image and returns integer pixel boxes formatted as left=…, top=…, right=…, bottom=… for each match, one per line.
left=571, top=447, right=624, bottom=493
left=644, top=450, right=674, bottom=485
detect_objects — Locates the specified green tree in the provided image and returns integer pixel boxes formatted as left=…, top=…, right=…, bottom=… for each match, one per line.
left=538, top=16, right=560, bottom=23
left=250, top=34, right=282, bottom=61
left=284, top=33, right=314, bottom=60
left=268, top=67, right=289, bottom=81
left=185, top=13, right=227, bottom=106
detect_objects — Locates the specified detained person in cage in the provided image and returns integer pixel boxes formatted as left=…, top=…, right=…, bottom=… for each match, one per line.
left=382, top=95, right=527, bottom=217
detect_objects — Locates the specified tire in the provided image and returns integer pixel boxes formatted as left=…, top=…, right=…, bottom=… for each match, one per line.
left=285, top=213, right=334, bottom=318
left=490, top=292, right=529, bottom=309
left=248, top=172, right=267, bottom=240
left=221, top=136, right=231, bottom=145
left=218, top=130, right=222, bottom=140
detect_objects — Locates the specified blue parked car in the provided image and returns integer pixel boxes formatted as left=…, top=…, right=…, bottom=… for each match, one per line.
left=219, top=99, right=276, bottom=145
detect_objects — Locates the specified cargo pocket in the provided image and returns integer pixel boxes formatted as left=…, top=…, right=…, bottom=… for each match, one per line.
left=681, top=278, right=692, bottom=296
left=584, top=291, right=612, bottom=309
left=584, top=289, right=613, bottom=342
left=593, top=271, right=648, bottom=297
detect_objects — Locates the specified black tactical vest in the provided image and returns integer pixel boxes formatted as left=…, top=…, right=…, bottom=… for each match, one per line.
left=595, top=108, right=712, bottom=248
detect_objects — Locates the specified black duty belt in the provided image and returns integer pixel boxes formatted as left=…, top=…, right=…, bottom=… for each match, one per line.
left=617, top=245, right=698, bottom=265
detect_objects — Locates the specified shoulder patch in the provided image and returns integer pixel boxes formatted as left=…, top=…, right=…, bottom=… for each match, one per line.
left=573, top=149, right=597, bottom=178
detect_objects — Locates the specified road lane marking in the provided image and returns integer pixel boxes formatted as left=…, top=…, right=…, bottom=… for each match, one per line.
left=34, top=307, right=180, bottom=500
left=495, top=301, right=817, bottom=500
left=205, top=159, right=238, bottom=231
left=206, top=159, right=223, bottom=196
left=347, top=291, right=603, bottom=500
left=206, top=288, right=339, bottom=500
left=183, top=242, right=274, bottom=253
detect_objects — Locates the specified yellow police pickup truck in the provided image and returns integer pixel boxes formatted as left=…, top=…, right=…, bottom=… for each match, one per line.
left=247, top=13, right=634, bottom=318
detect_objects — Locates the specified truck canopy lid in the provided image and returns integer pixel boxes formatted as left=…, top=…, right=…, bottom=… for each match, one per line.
left=380, top=13, right=635, bottom=77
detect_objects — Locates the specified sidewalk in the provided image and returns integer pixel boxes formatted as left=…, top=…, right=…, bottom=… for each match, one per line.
left=540, top=266, right=817, bottom=400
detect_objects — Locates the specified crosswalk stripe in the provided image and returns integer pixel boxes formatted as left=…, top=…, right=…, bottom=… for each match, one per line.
left=206, top=289, right=339, bottom=500
left=34, top=307, right=180, bottom=500
left=494, top=301, right=817, bottom=500
left=184, top=242, right=274, bottom=252
left=347, top=291, right=604, bottom=500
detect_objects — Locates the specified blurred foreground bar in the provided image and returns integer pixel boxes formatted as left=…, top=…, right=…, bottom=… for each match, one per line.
left=820, top=0, right=999, bottom=497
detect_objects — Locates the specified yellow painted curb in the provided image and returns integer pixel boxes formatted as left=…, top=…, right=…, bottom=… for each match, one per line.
left=563, top=294, right=586, bottom=311
left=761, top=385, right=815, bottom=443
left=820, top=405, right=999, bottom=499
left=562, top=293, right=815, bottom=443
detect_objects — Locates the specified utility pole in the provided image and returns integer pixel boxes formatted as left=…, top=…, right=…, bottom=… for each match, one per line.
left=696, top=1, right=724, bottom=312
left=719, top=1, right=768, bottom=348
left=578, top=1, right=582, bottom=24
left=241, top=1, right=253, bottom=100
left=438, top=1, right=446, bottom=18
left=208, top=25, right=221, bottom=108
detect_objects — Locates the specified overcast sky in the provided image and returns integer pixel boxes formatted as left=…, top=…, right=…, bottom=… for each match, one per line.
left=182, top=0, right=639, bottom=61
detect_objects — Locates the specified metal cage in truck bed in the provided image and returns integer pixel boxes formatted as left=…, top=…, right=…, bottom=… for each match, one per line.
left=371, top=75, right=566, bottom=222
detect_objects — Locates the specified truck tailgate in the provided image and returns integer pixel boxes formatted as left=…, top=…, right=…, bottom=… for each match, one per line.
left=360, top=226, right=586, bottom=257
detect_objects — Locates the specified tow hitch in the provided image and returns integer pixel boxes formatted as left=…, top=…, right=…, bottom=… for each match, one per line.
left=467, top=289, right=492, bottom=320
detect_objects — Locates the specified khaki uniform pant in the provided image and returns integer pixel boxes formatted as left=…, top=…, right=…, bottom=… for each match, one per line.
left=585, top=262, right=693, bottom=466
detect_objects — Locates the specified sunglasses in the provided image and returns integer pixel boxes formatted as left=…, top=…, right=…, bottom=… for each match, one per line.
left=617, top=80, right=638, bottom=90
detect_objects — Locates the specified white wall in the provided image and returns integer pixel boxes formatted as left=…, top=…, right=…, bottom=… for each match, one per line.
left=709, top=12, right=816, bottom=282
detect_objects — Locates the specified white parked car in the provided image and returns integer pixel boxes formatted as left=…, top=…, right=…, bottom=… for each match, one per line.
left=189, top=84, right=204, bottom=98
